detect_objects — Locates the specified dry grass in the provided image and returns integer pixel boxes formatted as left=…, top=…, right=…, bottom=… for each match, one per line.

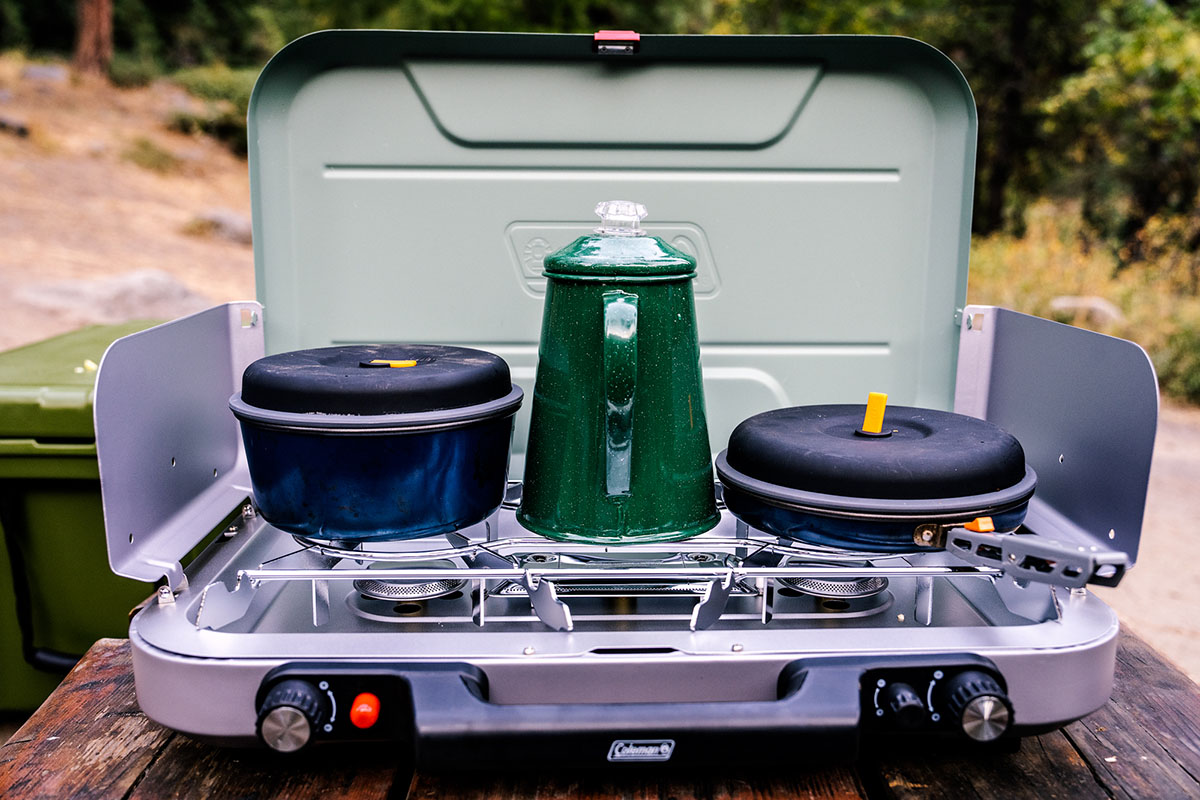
left=969, top=200, right=1200, bottom=401
left=122, top=136, right=181, bottom=173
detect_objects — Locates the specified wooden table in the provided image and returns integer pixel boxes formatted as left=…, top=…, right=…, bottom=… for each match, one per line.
left=1, top=632, right=1198, bottom=799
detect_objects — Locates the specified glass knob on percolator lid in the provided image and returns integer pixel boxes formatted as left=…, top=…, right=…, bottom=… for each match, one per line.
left=594, top=200, right=648, bottom=236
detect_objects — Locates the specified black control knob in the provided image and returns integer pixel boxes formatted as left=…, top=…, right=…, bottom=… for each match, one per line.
left=941, top=671, right=1013, bottom=742
left=257, top=679, right=327, bottom=753
left=880, top=682, right=926, bottom=729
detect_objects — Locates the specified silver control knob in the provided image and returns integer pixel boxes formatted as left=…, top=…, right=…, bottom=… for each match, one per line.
left=257, top=679, right=327, bottom=753
left=942, top=671, right=1013, bottom=742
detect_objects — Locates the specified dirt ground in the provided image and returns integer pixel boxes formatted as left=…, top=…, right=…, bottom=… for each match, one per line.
left=1, top=64, right=1198, bottom=690
left=0, top=60, right=254, bottom=351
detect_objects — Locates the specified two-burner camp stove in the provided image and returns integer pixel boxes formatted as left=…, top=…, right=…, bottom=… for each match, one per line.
left=93, top=31, right=1157, bottom=767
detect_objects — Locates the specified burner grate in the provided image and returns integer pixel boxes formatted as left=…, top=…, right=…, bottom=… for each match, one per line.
left=780, top=575, right=889, bottom=599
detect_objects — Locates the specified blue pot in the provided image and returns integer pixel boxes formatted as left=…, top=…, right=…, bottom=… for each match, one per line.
left=230, top=384, right=522, bottom=542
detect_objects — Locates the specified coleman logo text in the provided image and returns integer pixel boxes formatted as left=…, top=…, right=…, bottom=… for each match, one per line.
left=607, top=739, right=675, bottom=762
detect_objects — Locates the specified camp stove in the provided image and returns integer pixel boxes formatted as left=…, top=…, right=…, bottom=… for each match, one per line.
left=93, top=31, right=1158, bottom=767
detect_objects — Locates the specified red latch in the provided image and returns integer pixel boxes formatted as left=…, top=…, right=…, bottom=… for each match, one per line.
left=593, top=30, right=640, bottom=55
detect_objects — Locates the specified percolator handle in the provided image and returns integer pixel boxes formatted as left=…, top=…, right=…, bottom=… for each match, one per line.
left=603, top=290, right=638, bottom=497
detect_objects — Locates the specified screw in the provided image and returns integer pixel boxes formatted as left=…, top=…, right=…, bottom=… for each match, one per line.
left=523, top=646, right=536, bottom=656
left=156, top=586, right=175, bottom=605
left=913, top=524, right=940, bottom=546
left=731, top=643, right=744, bottom=652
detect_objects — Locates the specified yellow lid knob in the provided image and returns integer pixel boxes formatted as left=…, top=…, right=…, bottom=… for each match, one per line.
left=861, top=392, right=888, bottom=434
left=368, top=359, right=418, bottom=368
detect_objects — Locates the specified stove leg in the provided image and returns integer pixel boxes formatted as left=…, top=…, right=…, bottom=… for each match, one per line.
left=915, top=576, right=934, bottom=626
left=759, top=578, right=774, bottom=625
left=312, top=580, right=330, bottom=627
left=471, top=580, right=486, bottom=627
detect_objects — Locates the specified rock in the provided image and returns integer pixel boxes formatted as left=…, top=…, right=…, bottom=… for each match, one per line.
left=188, top=208, right=253, bottom=245
left=14, top=269, right=213, bottom=324
left=0, top=114, right=29, bottom=138
left=1048, top=295, right=1124, bottom=327
left=21, top=64, right=69, bottom=83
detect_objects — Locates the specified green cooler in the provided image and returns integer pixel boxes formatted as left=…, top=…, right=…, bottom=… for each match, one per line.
left=0, top=322, right=157, bottom=710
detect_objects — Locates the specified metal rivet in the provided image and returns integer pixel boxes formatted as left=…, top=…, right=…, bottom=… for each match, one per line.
left=523, top=646, right=536, bottom=656
left=731, top=643, right=744, bottom=652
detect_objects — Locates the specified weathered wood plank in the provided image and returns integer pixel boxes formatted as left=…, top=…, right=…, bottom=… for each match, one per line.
left=0, top=638, right=173, bottom=800
left=408, top=767, right=867, bottom=800
left=127, top=737, right=407, bottom=800
left=4, top=630, right=1199, bottom=800
left=865, top=732, right=1107, bottom=800
left=1058, top=629, right=1200, bottom=800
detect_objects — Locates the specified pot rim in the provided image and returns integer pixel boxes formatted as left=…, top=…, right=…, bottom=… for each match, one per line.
left=715, top=449, right=1037, bottom=520
left=229, top=385, right=523, bottom=434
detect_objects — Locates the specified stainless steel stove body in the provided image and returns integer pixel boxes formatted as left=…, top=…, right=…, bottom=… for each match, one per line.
left=93, top=32, right=1159, bottom=766
left=94, top=301, right=1156, bottom=765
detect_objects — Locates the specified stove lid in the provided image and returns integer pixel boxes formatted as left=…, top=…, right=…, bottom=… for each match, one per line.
left=247, top=31, right=977, bottom=477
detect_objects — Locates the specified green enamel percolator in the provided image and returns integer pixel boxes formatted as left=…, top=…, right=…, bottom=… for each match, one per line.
left=517, top=201, right=719, bottom=544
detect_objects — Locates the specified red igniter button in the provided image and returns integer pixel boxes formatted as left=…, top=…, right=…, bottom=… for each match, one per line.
left=349, top=692, right=380, bottom=729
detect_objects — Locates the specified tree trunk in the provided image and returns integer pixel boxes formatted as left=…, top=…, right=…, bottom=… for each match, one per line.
left=975, top=0, right=1032, bottom=235
left=73, top=0, right=113, bottom=76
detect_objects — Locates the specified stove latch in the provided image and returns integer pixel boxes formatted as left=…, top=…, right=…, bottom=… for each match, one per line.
left=593, top=30, right=640, bottom=55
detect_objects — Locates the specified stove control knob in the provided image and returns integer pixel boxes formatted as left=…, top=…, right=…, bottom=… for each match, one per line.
left=257, top=680, right=327, bottom=753
left=942, top=671, right=1013, bottom=742
left=880, top=682, right=925, bottom=728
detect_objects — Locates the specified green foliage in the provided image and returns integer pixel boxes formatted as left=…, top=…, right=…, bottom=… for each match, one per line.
left=171, top=63, right=257, bottom=108
left=1159, top=319, right=1200, bottom=404
left=122, top=137, right=181, bottom=173
left=168, top=64, right=258, bottom=154
left=1042, top=1, right=1200, bottom=253
left=0, top=0, right=28, bottom=49
left=107, top=52, right=160, bottom=87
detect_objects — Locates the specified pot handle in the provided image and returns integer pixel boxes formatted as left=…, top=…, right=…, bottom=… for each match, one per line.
left=603, top=291, right=638, bottom=497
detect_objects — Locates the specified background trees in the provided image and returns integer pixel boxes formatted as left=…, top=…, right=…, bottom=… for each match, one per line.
left=3, top=0, right=1199, bottom=396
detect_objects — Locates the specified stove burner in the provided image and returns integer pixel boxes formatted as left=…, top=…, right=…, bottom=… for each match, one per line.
left=779, top=575, right=889, bottom=599
left=353, top=560, right=467, bottom=601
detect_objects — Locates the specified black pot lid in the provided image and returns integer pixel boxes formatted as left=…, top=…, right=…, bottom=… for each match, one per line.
left=723, top=404, right=1027, bottom=501
left=238, top=344, right=514, bottom=416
